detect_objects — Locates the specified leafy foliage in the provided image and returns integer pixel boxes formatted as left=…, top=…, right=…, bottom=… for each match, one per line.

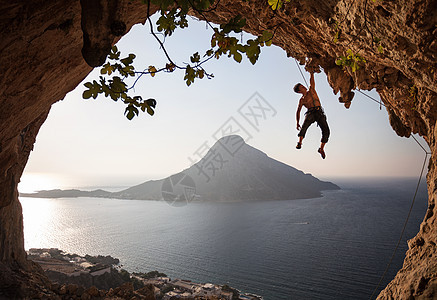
left=83, top=46, right=157, bottom=120
left=83, top=0, right=278, bottom=119
left=156, top=7, right=188, bottom=36
left=335, top=49, right=367, bottom=72
left=208, top=18, right=273, bottom=66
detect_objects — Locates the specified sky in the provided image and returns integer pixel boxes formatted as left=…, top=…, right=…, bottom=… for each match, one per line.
left=19, top=15, right=430, bottom=192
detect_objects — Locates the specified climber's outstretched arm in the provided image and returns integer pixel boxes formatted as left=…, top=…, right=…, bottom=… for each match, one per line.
left=309, top=72, right=315, bottom=90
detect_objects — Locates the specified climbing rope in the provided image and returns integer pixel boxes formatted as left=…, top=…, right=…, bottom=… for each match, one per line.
left=291, top=61, right=431, bottom=299
left=354, top=87, right=430, bottom=298
left=411, top=134, right=430, bottom=154
left=356, top=86, right=432, bottom=299
left=369, top=147, right=429, bottom=299
left=354, top=84, right=431, bottom=299
left=355, top=91, right=431, bottom=299
left=294, top=58, right=308, bottom=87
left=357, top=89, right=385, bottom=110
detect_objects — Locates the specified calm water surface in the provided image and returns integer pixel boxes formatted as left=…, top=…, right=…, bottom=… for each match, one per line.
left=20, top=178, right=428, bottom=299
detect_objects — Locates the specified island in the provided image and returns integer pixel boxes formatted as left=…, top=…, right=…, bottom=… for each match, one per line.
left=21, top=135, right=339, bottom=203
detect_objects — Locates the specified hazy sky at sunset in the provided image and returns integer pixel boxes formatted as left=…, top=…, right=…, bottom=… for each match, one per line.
left=19, top=16, right=430, bottom=192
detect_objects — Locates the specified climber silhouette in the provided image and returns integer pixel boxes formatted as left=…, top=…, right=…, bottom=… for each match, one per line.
left=294, top=72, right=330, bottom=159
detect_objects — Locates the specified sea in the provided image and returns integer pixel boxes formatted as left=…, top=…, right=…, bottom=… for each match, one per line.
left=19, top=177, right=428, bottom=300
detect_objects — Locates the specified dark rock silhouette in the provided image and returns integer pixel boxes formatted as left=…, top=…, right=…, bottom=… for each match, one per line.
left=1, top=0, right=436, bottom=297
left=20, top=189, right=112, bottom=199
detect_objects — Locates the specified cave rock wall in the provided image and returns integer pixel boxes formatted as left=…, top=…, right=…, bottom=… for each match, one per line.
left=0, top=0, right=436, bottom=298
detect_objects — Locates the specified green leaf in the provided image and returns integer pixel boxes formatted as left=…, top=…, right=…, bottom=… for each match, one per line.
left=100, top=63, right=114, bottom=75
left=177, top=15, right=188, bottom=29
left=82, top=90, right=92, bottom=99
left=197, top=69, right=205, bottom=79
left=220, top=15, right=246, bottom=34
left=108, top=46, right=120, bottom=60
left=156, top=10, right=178, bottom=36
left=190, top=52, right=201, bottom=63
left=148, top=66, right=157, bottom=77
left=233, top=52, right=242, bottom=63
left=335, top=50, right=366, bottom=71
left=120, top=53, right=136, bottom=66
left=100, top=83, right=113, bottom=98
left=125, top=104, right=139, bottom=120
left=377, top=44, right=384, bottom=54
left=166, top=63, right=176, bottom=72
left=121, top=65, right=135, bottom=77
left=184, top=65, right=195, bottom=86
left=205, top=49, right=214, bottom=57
left=261, top=30, right=273, bottom=46
left=268, top=0, right=282, bottom=10
left=82, top=80, right=101, bottom=99
left=110, top=76, right=127, bottom=93
left=146, top=98, right=157, bottom=108
left=140, top=98, right=157, bottom=116
left=245, top=39, right=261, bottom=65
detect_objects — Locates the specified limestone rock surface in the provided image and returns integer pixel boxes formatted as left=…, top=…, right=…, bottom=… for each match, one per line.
left=0, top=0, right=435, bottom=298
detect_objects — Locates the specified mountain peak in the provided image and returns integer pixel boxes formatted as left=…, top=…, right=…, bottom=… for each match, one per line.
left=209, top=135, right=247, bottom=154
left=216, top=134, right=245, bottom=143
left=161, top=136, right=339, bottom=202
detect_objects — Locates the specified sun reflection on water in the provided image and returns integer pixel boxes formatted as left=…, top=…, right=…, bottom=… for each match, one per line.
left=20, top=197, right=58, bottom=250
left=19, top=173, right=64, bottom=193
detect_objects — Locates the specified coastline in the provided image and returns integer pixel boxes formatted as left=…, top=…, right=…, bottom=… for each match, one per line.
left=29, top=248, right=263, bottom=300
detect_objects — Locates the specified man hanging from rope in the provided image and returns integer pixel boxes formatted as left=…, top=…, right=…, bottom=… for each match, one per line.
left=294, top=72, right=330, bottom=159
